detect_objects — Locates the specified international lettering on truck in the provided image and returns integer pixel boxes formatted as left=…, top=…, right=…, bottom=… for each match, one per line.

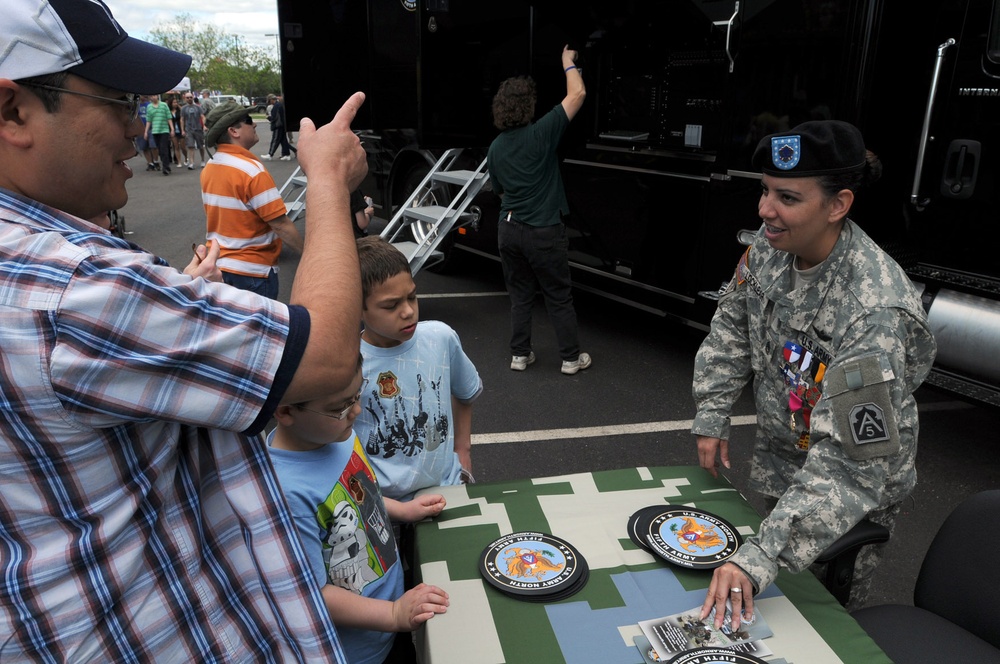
left=276, top=0, right=1000, bottom=408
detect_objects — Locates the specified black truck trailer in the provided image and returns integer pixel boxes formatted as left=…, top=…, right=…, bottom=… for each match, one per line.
left=275, top=0, right=1000, bottom=407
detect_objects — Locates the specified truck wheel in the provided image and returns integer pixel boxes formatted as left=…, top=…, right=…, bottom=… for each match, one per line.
left=397, top=163, right=458, bottom=273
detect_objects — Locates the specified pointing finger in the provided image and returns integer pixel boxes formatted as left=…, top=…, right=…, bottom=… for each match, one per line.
left=331, top=91, right=366, bottom=131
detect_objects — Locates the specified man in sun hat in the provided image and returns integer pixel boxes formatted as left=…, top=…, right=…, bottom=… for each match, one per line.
left=0, top=1, right=367, bottom=660
left=202, top=101, right=304, bottom=298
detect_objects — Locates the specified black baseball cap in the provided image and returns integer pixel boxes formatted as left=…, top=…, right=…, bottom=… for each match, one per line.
left=1, top=0, right=191, bottom=95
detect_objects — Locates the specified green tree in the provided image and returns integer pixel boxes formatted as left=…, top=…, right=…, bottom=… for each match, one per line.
left=223, top=37, right=283, bottom=100
left=146, top=13, right=280, bottom=99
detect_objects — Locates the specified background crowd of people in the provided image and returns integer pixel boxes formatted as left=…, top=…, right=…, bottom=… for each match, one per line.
left=133, top=89, right=294, bottom=172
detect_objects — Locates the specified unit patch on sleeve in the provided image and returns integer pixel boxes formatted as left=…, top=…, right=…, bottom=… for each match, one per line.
left=822, top=353, right=900, bottom=461
left=732, top=246, right=765, bottom=298
left=849, top=403, right=890, bottom=445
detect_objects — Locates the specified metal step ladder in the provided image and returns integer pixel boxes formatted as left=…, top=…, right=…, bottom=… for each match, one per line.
left=380, top=148, right=489, bottom=274
left=277, top=166, right=308, bottom=221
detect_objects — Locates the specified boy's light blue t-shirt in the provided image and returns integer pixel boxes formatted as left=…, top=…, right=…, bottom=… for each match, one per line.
left=356, top=320, right=483, bottom=501
left=267, top=430, right=402, bottom=664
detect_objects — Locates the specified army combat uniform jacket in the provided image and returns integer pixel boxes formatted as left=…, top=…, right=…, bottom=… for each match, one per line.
left=692, top=219, right=936, bottom=594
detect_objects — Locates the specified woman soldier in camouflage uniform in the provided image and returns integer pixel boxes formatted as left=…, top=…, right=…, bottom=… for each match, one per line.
left=691, top=120, right=937, bottom=628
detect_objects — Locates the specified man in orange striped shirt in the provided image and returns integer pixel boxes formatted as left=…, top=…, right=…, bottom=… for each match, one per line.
left=202, top=101, right=303, bottom=298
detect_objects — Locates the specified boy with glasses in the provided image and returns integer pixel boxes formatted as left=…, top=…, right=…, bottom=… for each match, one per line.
left=202, top=101, right=303, bottom=298
left=268, top=354, right=450, bottom=664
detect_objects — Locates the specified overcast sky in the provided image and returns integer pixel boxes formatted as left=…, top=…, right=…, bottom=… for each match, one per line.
left=106, top=0, right=281, bottom=54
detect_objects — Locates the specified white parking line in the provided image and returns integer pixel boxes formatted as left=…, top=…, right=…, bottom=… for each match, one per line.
left=471, top=415, right=759, bottom=445
left=471, top=400, right=972, bottom=445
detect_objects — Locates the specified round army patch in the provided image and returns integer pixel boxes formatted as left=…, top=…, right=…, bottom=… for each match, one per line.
left=644, top=507, right=742, bottom=569
left=667, top=647, right=767, bottom=663
left=479, top=531, right=588, bottom=601
left=628, top=505, right=667, bottom=552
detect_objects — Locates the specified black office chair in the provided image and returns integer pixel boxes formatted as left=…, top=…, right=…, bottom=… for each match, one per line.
left=850, top=490, right=1000, bottom=662
left=815, top=518, right=890, bottom=606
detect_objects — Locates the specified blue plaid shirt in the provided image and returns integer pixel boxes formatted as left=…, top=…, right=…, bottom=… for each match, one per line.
left=0, top=188, right=346, bottom=662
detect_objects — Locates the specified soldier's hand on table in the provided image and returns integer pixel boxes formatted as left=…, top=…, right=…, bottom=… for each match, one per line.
left=701, top=562, right=754, bottom=631
left=697, top=435, right=730, bottom=478
left=393, top=583, right=449, bottom=630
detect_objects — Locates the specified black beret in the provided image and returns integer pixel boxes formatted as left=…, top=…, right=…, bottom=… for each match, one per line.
left=752, top=120, right=866, bottom=177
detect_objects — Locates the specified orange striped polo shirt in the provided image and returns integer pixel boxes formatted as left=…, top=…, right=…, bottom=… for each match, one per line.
left=201, top=144, right=288, bottom=277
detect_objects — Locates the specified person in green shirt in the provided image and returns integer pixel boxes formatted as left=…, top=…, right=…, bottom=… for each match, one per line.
left=144, top=94, right=174, bottom=175
left=487, top=45, right=592, bottom=376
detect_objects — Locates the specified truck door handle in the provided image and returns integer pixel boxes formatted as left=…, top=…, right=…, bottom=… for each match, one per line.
left=714, top=2, right=740, bottom=72
left=911, top=38, right=956, bottom=208
left=941, top=139, right=981, bottom=199
left=724, top=2, right=739, bottom=73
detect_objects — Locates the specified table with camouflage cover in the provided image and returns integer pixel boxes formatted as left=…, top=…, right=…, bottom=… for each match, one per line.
left=413, top=466, right=891, bottom=664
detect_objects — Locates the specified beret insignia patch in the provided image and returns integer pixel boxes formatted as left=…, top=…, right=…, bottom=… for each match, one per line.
left=771, top=135, right=801, bottom=170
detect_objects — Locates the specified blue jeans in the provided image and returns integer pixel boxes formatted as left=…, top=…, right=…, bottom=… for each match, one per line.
left=223, top=269, right=279, bottom=299
left=498, top=219, right=580, bottom=360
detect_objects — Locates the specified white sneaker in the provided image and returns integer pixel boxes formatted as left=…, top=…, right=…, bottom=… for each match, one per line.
left=187, top=164, right=194, bottom=170
left=260, top=154, right=272, bottom=160
left=561, top=352, right=592, bottom=375
left=510, top=352, right=536, bottom=371
left=279, top=155, right=292, bottom=161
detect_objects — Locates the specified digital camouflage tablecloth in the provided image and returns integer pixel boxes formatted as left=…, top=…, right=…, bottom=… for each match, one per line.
left=413, top=466, right=892, bottom=664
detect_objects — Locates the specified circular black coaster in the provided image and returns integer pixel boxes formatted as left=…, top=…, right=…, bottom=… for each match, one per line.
left=667, top=647, right=767, bottom=664
left=628, top=505, right=666, bottom=552
left=479, top=531, right=588, bottom=601
left=516, top=564, right=590, bottom=603
left=644, top=506, right=742, bottom=569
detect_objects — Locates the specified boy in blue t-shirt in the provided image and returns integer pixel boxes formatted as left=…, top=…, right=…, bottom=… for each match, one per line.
left=268, top=354, right=449, bottom=664
left=354, top=236, right=484, bottom=502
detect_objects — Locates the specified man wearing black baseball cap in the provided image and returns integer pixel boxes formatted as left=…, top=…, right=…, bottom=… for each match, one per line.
left=0, top=2, right=367, bottom=661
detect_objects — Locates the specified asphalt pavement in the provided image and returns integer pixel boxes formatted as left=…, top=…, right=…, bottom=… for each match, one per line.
left=118, top=123, right=1000, bottom=611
